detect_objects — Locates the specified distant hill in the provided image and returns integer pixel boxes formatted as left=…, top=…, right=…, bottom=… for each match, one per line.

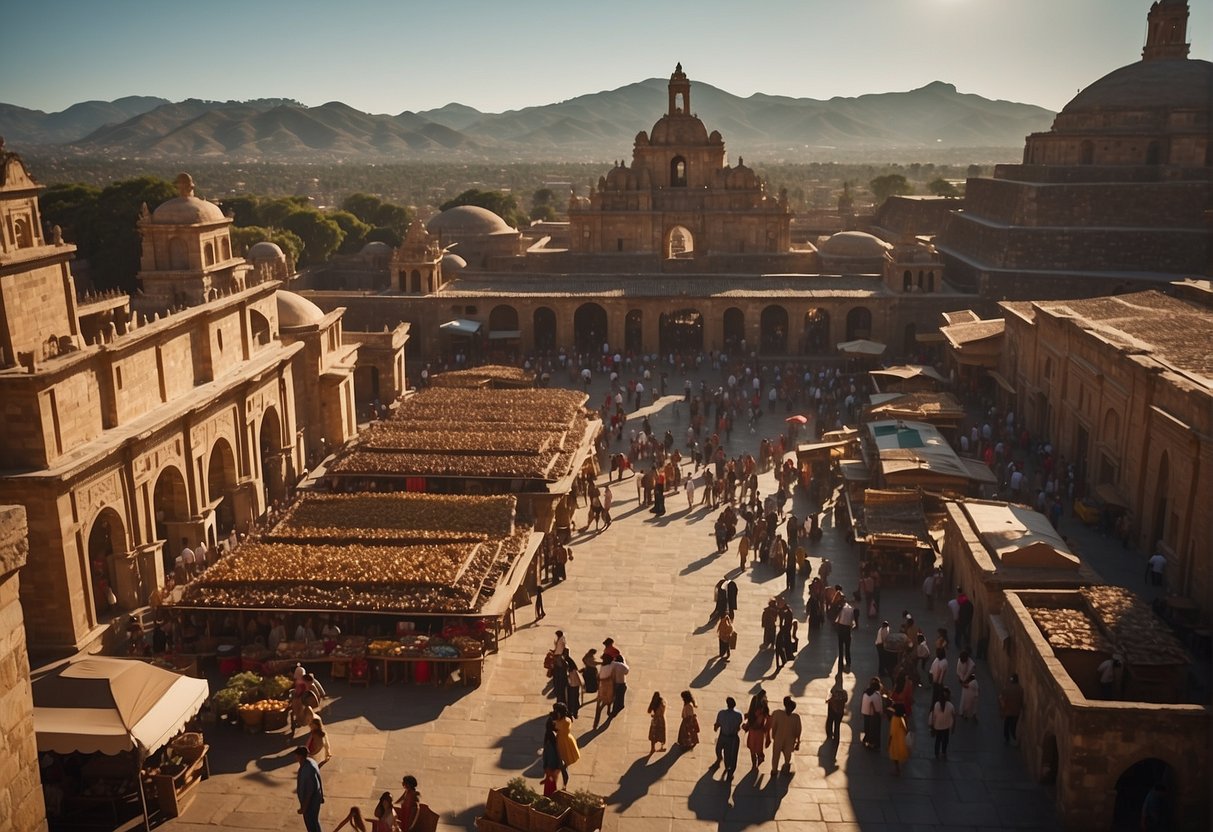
left=1, top=80, right=1054, bottom=161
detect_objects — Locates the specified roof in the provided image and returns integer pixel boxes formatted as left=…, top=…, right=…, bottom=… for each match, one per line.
left=819, top=231, right=894, bottom=259
left=1028, top=291, right=1213, bottom=387
left=1062, top=57, right=1213, bottom=115
left=151, top=195, right=226, bottom=225
left=860, top=489, right=931, bottom=547
left=867, top=419, right=991, bottom=484
left=963, top=501, right=1077, bottom=568
left=941, top=318, right=1005, bottom=347
left=871, top=365, right=948, bottom=383
left=248, top=241, right=285, bottom=260
left=427, top=205, right=516, bottom=237
left=276, top=290, right=325, bottom=328
left=867, top=391, right=966, bottom=421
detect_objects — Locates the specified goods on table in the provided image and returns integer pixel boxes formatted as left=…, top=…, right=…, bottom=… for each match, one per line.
left=1029, top=607, right=1114, bottom=653
left=1080, top=586, right=1189, bottom=665
left=271, top=492, right=517, bottom=542
left=331, top=637, right=367, bottom=658
left=429, top=364, right=535, bottom=388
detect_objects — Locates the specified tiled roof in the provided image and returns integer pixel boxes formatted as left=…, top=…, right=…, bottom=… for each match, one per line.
left=941, top=318, right=1005, bottom=347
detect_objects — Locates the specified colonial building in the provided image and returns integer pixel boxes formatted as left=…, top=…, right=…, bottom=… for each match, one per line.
left=937, top=0, right=1212, bottom=303
left=0, top=147, right=364, bottom=652
left=998, top=289, right=1213, bottom=613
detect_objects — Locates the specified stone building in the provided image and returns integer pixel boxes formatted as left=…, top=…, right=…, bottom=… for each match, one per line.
left=0, top=506, right=45, bottom=832
left=0, top=148, right=363, bottom=652
left=997, top=289, right=1213, bottom=616
left=937, top=0, right=1212, bottom=303
left=991, top=587, right=1209, bottom=831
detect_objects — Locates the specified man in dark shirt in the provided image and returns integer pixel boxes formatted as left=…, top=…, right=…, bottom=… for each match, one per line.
left=295, top=746, right=324, bottom=832
left=712, top=697, right=743, bottom=779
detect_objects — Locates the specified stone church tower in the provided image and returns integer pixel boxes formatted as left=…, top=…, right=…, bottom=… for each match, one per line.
left=390, top=219, right=444, bottom=294
left=1142, top=0, right=1189, bottom=61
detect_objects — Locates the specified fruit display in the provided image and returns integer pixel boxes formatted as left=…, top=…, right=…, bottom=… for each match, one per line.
left=331, top=637, right=367, bottom=658
left=195, top=542, right=476, bottom=586
left=362, top=425, right=554, bottom=455
left=1029, top=606, right=1114, bottom=653
left=428, top=364, right=535, bottom=388
left=390, top=388, right=587, bottom=426
left=332, top=450, right=555, bottom=480
left=238, top=699, right=288, bottom=713
left=271, top=492, right=516, bottom=542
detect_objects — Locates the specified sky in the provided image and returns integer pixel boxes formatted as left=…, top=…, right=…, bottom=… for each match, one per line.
left=2, top=0, right=1208, bottom=115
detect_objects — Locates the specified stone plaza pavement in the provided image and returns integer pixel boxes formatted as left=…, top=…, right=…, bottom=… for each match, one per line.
left=171, top=372, right=1072, bottom=832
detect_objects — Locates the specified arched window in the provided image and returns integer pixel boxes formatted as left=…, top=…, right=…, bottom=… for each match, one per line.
left=204, top=242, right=215, bottom=266
left=13, top=216, right=33, bottom=248
left=250, top=310, right=272, bottom=346
left=903, top=270, right=912, bottom=292
left=670, top=156, right=687, bottom=187
left=221, top=237, right=232, bottom=260
left=927, top=271, right=935, bottom=292
left=674, top=92, right=685, bottom=114
left=845, top=307, right=872, bottom=341
left=409, top=269, right=421, bottom=294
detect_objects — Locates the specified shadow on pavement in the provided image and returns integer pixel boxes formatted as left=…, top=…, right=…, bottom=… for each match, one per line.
left=607, top=747, right=682, bottom=811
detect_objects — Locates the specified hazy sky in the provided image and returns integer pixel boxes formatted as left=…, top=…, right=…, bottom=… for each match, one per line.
left=2, top=0, right=1208, bottom=114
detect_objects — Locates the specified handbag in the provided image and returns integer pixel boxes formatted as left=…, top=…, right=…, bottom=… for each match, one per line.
left=729, top=631, right=738, bottom=649
left=904, top=729, right=915, bottom=751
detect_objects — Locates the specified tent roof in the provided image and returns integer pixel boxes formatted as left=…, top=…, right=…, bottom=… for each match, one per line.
left=870, top=365, right=948, bottom=383
left=439, top=318, right=482, bottom=335
left=33, top=657, right=209, bottom=757
left=836, top=339, right=886, bottom=356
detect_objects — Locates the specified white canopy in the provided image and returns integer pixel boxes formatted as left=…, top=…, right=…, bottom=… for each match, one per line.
left=33, top=657, right=210, bottom=757
left=440, top=318, right=482, bottom=335
left=836, top=339, right=887, bottom=356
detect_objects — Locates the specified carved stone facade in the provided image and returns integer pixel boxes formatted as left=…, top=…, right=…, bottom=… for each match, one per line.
left=0, top=151, right=360, bottom=652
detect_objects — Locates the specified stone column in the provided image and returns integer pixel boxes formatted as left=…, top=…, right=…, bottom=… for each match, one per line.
left=0, top=505, right=48, bottom=832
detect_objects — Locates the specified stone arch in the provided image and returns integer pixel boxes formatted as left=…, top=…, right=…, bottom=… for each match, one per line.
left=723, top=307, right=745, bottom=353
left=759, top=305, right=788, bottom=355
left=1102, top=408, right=1120, bottom=444
left=250, top=309, right=272, bottom=346
left=221, top=237, right=231, bottom=260
left=204, top=241, right=215, bottom=266
left=152, top=464, right=190, bottom=575
left=625, top=309, right=643, bottom=354
left=87, top=507, right=126, bottom=620
left=533, top=307, right=557, bottom=351
left=1113, top=758, right=1177, bottom=830
left=409, top=269, right=422, bottom=293
left=14, top=216, right=33, bottom=248
left=665, top=225, right=694, bottom=259
left=169, top=237, right=189, bottom=270
left=207, top=437, right=238, bottom=541
left=670, top=156, right=687, bottom=187
left=259, top=406, right=286, bottom=511
left=573, top=303, right=608, bottom=353
left=659, top=308, right=703, bottom=354
left=802, top=308, right=830, bottom=354
left=845, top=306, right=872, bottom=341
left=489, top=304, right=519, bottom=334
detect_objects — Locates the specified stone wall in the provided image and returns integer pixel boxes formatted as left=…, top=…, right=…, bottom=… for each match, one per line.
left=0, top=505, right=46, bottom=832
left=962, top=177, right=1210, bottom=228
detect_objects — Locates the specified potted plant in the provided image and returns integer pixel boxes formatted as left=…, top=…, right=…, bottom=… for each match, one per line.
left=500, top=776, right=537, bottom=831
left=528, top=795, right=569, bottom=832
left=553, top=788, right=606, bottom=832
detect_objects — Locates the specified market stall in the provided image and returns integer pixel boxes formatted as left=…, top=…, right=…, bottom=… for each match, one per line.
left=854, top=489, right=935, bottom=583
left=33, top=657, right=210, bottom=829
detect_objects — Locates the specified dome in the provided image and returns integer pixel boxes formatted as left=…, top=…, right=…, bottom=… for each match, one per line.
left=276, top=290, right=325, bottom=328
left=1061, top=59, right=1213, bottom=116
left=820, top=231, right=894, bottom=259
left=360, top=241, right=392, bottom=256
left=151, top=195, right=226, bottom=225
left=248, top=241, right=285, bottom=261
left=441, top=253, right=468, bottom=272
left=426, top=205, right=515, bottom=236
left=649, top=114, right=710, bottom=145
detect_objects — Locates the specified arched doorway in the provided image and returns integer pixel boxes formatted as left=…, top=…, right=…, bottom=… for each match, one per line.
left=723, top=307, right=745, bottom=354
left=659, top=309, right=703, bottom=354
left=87, top=508, right=126, bottom=620
left=802, top=308, right=830, bottom=354
left=759, top=305, right=788, bottom=355
left=1152, top=452, right=1170, bottom=548
left=573, top=303, right=608, bottom=354
left=260, top=407, right=286, bottom=512
left=1113, top=759, right=1175, bottom=831
left=153, top=466, right=190, bottom=575
left=533, top=307, right=557, bottom=352
left=489, top=304, right=519, bottom=333
left=207, top=438, right=238, bottom=544
left=665, top=225, right=694, bottom=259
left=846, top=307, right=872, bottom=341
left=625, top=310, right=643, bottom=354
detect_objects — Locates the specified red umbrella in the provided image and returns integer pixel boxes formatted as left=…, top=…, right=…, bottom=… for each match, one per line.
left=785, top=414, right=808, bottom=424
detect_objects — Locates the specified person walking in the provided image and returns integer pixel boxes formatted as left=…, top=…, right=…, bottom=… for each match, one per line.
left=956, top=589, right=975, bottom=651
left=999, top=673, right=1024, bottom=745
left=834, top=593, right=857, bottom=673
left=761, top=599, right=778, bottom=649
left=825, top=686, right=847, bottom=742
left=593, top=655, right=615, bottom=729
left=677, top=690, right=700, bottom=749
left=860, top=677, right=884, bottom=750
left=610, top=653, right=630, bottom=715
left=743, top=698, right=771, bottom=769
left=552, top=702, right=580, bottom=785
left=767, top=696, right=802, bottom=776
left=647, top=692, right=667, bottom=753
left=294, top=746, right=324, bottom=832
left=929, top=688, right=956, bottom=759
left=929, top=648, right=949, bottom=704
left=888, top=704, right=910, bottom=775
left=563, top=653, right=582, bottom=718
left=541, top=717, right=562, bottom=796
left=784, top=546, right=797, bottom=594
left=875, top=620, right=891, bottom=677
left=716, top=613, right=735, bottom=661
left=960, top=673, right=979, bottom=720
left=712, top=697, right=743, bottom=779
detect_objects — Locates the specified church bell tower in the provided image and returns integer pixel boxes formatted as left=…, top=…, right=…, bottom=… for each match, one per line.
left=668, top=63, right=691, bottom=115
left=1142, top=0, right=1189, bottom=61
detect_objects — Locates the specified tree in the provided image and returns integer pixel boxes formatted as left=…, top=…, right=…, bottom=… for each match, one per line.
left=364, top=226, right=403, bottom=247
left=341, top=193, right=412, bottom=237
left=219, top=195, right=264, bottom=227
left=280, top=210, right=345, bottom=266
left=868, top=174, right=912, bottom=205
left=259, top=196, right=312, bottom=228
left=927, top=178, right=961, bottom=197
left=329, top=210, right=372, bottom=254
left=440, top=188, right=525, bottom=228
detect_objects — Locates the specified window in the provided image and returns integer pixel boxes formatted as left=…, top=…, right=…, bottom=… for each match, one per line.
left=670, top=157, right=687, bottom=187
left=115, top=366, right=123, bottom=390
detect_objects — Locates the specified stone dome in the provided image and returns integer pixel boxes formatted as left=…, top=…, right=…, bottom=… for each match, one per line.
left=248, top=241, right=286, bottom=261
left=360, top=241, right=392, bottom=256
left=441, top=253, right=468, bottom=272
left=276, top=290, right=325, bottom=328
left=151, top=195, right=226, bottom=225
left=426, top=205, right=515, bottom=236
left=820, top=231, right=894, bottom=259
left=1061, top=58, right=1213, bottom=116
left=649, top=114, right=710, bottom=145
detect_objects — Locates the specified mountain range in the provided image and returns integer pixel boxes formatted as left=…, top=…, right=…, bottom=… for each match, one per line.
left=0, top=79, right=1054, bottom=162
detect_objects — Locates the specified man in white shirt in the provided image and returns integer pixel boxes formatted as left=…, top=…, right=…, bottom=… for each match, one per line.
left=834, top=595, right=857, bottom=673
left=610, top=654, right=630, bottom=715
left=930, top=690, right=957, bottom=759
left=929, top=649, right=949, bottom=692
left=860, top=681, right=884, bottom=750
left=1009, top=467, right=1025, bottom=498
left=180, top=544, right=196, bottom=578
left=875, top=620, right=891, bottom=677
left=1147, top=551, right=1167, bottom=587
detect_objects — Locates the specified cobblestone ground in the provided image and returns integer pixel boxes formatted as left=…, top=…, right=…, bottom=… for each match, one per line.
left=167, top=367, right=1142, bottom=832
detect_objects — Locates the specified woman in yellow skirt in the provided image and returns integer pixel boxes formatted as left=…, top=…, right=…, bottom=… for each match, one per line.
left=888, top=703, right=910, bottom=775
left=552, top=702, right=580, bottom=787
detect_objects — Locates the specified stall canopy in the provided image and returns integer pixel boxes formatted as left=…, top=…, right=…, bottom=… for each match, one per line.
left=837, top=339, right=887, bottom=356
left=33, top=657, right=209, bottom=757
left=440, top=318, right=482, bottom=335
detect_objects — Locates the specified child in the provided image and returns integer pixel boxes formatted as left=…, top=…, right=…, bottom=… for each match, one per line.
left=960, top=673, right=980, bottom=720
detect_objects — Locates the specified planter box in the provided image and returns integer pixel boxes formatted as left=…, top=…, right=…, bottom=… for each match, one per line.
left=484, top=788, right=506, bottom=822
left=502, top=795, right=533, bottom=831
left=528, top=806, right=568, bottom=832
left=552, top=791, right=605, bottom=832
left=473, top=818, right=514, bottom=832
